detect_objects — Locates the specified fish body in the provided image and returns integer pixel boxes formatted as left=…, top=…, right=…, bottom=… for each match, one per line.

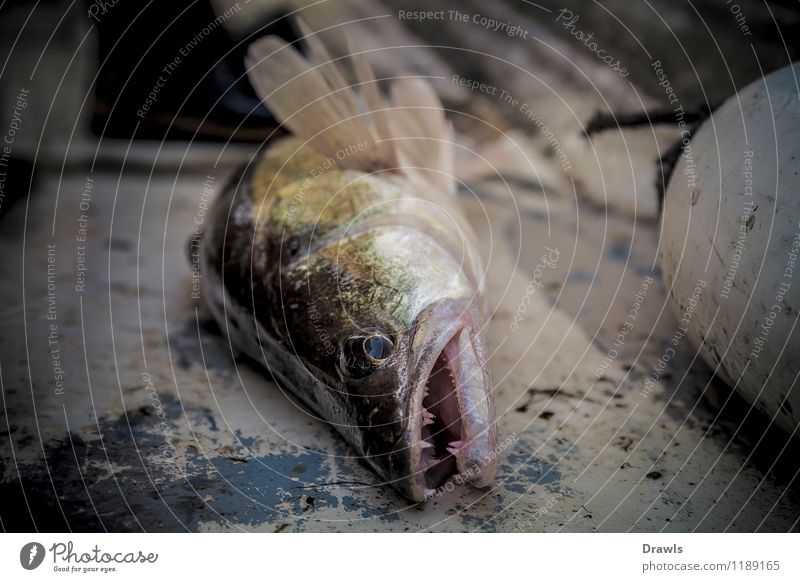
left=197, top=26, right=497, bottom=501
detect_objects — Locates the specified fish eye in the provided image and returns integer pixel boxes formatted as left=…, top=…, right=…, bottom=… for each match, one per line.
left=364, top=334, right=393, bottom=361
left=342, top=330, right=394, bottom=378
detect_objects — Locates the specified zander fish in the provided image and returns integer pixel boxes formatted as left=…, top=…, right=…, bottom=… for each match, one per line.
left=196, top=24, right=497, bottom=501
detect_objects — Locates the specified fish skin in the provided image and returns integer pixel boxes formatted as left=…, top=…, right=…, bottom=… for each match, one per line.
left=197, top=28, right=497, bottom=501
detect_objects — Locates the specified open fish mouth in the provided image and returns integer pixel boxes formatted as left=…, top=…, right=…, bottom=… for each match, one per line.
left=399, top=307, right=497, bottom=501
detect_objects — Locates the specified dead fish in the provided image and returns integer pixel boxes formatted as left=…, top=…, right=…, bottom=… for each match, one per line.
left=196, top=23, right=497, bottom=502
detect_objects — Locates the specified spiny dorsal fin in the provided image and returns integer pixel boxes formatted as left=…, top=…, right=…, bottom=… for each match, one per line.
left=245, top=21, right=455, bottom=194
left=388, top=77, right=455, bottom=194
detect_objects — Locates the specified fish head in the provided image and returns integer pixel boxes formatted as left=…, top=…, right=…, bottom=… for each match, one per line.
left=281, top=226, right=497, bottom=502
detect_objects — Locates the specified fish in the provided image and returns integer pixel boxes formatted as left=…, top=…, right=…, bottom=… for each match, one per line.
left=196, top=22, right=497, bottom=502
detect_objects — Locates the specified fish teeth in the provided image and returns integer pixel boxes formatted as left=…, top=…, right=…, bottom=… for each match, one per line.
left=419, top=440, right=434, bottom=449
left=421, top=409, right=435, bottom=425
left=446, top=440, right=464, bottom=456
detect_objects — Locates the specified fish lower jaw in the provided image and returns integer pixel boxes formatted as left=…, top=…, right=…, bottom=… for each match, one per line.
left=413, top=327, right=496, bottom=495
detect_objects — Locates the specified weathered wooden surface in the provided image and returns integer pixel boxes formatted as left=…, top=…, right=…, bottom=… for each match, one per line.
left=1, top=0, right=798, bottom=532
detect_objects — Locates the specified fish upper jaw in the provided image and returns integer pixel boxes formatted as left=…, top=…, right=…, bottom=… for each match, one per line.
left=398, top=300, right=497, bottom=502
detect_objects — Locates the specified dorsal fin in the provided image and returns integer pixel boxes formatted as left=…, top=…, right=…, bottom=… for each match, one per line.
left=245, top=21, right=455, bottom=194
